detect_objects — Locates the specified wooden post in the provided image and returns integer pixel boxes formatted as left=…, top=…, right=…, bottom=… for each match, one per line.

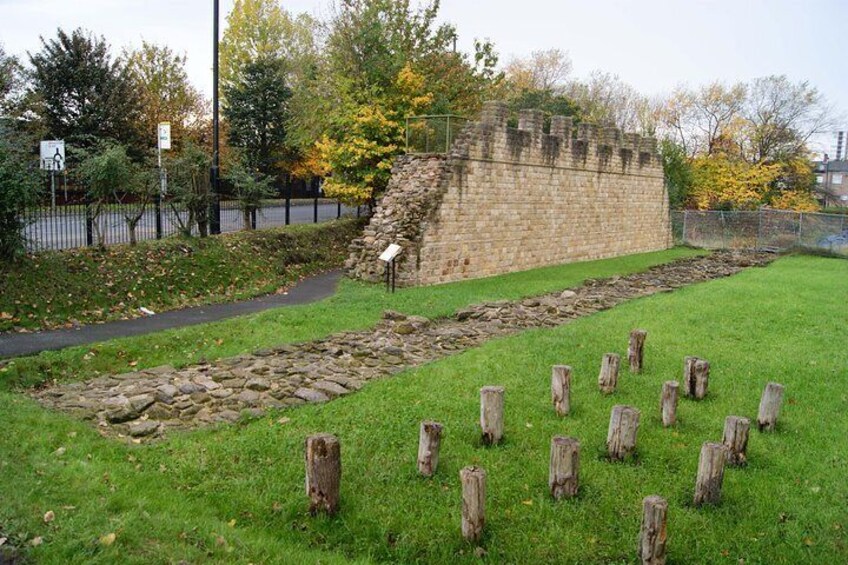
left=628, top=329, right=648, bottom=373
left=460, top=466, right=486, bottom=542
left=722, top=416, right=750, bottom=466
left=757, top=382, right=784, bottom=432
left=693, top=442, right=728, bottom=506
left=417, top=421, right=443, bottom=477
left=305, top=434, right=341, bottom=515
left=683, top=357, right=710, bottom=399
left=607, top=405, right=640, bottom=461
left=549, top=436, right=580, bottom=500
left=480, top=386, right=505, bottom=445
left=638, top=495, right=668, bottom=565
left=660, top=381, right=679, bottom=427
left=598, top=353, right=620, bottom=394
left=551, top=365, right=572, bottom=416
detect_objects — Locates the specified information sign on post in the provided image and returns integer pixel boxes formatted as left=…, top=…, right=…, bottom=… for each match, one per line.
left=379, top=244, right=402, bottom=292
left=40, top=140, right=65, bottom=171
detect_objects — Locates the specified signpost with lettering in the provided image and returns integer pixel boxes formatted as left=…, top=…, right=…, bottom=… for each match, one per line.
left=379, top=244, right=402, bottom=293
left=40, top=140, right=65, bottom=208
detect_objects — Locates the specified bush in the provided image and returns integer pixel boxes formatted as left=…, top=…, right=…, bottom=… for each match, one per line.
left=0, top=125, right=41, bottom=260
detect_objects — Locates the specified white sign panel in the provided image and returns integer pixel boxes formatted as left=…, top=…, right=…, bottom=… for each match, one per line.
left=379, top=244, right=402, bottom=262
left=40, top=140, right=65, bottom=171
left=158, top=122, right=171, bottom=150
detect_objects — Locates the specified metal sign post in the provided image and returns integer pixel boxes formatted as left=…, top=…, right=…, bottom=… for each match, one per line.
left=157, top=122, right=171, bottom=195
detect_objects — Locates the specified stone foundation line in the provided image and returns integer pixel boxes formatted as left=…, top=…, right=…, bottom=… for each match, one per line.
left=34, top=251, right=774, bottom=441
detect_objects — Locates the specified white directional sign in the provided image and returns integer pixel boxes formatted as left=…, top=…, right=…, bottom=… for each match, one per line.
left=158, top=122, right=171, bottom=150
left=40, top=140, right=65, bottom=171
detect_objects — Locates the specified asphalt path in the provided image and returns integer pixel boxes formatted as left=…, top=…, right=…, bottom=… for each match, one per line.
left=0, top=269, right=343, bottom=359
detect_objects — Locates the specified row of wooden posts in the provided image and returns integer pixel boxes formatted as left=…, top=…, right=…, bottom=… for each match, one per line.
left=303, top=330, right=786, bottom=563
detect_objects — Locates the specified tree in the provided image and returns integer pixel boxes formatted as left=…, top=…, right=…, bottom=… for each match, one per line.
left=317, top=64, right=432, bottom=204
left=220, top=0, right=319, bottom=89
left=740, top=76, right=834, bottom=163
left=660, top=81, right=747, bottom=157
left=0, top=124, right=41, bottom=260
left=504, top=48, right=572, bottom=94
left=223, top=57, right=292, bottom=177
left=125, top=42, right=207, bottom=152
left=224, top=157, right=275, bottom=230
left=660, top=139, right=693, bottom=209
left=689, top=154, right=781, bottom=210
left=28, top=28, right=143, bottom=155
left=0, top=45, right=25, bottom=115
left=77, top=143, right=150, bottom=247
left=168, top=142, right=213, bottom=237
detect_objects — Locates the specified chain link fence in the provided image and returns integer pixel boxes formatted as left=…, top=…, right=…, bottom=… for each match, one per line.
left=671, top=209, right=848, bottom=256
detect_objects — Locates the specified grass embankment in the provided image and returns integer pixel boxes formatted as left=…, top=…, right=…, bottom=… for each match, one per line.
left=0, top=219, right=362, bottom=333
left=1, top=255, right=845, bottom=563
left=0, top=247, right=704, bottom=389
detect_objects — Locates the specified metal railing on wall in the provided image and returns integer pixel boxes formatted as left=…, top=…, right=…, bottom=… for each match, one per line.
left=405, top=114, right=469, bottom=154
left=671, top=209, right=848, bottom=256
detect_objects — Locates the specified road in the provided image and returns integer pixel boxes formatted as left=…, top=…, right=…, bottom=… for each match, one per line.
left=25, top=202, right=358, bottom=251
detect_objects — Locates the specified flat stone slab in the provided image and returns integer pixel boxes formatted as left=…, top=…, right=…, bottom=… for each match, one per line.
left=32, top=252, right=774, bottom=442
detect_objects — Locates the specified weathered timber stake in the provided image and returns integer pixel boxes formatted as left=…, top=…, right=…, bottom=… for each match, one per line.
left=551, top=365, right=572, bottom=416
left=693, top=442, right=728, bottom=506
left=607, top=405, right=640, bottom=461
left=480, top=386, right=505, bottom=445
left=598, top=353, right=621, bottom=394
left=417, top=421, right=443, bottom=477
left=628, top=329, right=648, bottom=373
left=660, top=381, right=679, bottom=427
left=305, top=433, right=341, bottom=515
left=460, top=466, right=486, bottom=542
left=757, top=382, right=784, bottom=432
left=722, top=416, right=750, bottom=466
left=638, top=495, right=668, bottom=565
left=683, top=356, right=710, bottom=399
left=549, top=436, right=580, bottom=500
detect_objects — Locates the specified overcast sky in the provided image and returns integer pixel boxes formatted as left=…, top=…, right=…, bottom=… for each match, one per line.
left=2, top=0, right=846, bottom=153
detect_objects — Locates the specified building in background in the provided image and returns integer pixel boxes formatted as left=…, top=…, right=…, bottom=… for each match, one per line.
left=813, top=156, right=848, bottom=207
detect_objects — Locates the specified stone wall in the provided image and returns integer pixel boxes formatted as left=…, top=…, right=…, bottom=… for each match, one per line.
left=347, top=101, right=672, bottom=286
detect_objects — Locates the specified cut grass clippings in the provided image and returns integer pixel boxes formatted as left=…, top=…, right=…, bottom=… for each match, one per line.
left=1, top=254, right=845, bottom=563
left=0, top=219, right=362, bottom=333
left=0, top=247, right=704, bottom=390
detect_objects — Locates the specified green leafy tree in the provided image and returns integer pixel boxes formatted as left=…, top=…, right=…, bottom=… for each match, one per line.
left=0, top=125, right=41, bottom=260
left=223, top=57, right=292, bottom=178
left=28, top=28, right=143, bottom=156
left=77, top=143, right=147, bottom=247
left=224, top=158, right=275, bottom=230
left=168, top=142, right=212, bottom=237
left=660, top=139, right=693, bottom=209
left=125, top=41, right=207, bottom=151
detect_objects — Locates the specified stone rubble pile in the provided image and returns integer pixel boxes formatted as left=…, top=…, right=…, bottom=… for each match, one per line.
left=34, top=251, right=774, bottom=441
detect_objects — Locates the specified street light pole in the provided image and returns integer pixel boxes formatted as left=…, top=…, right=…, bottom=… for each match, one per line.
left=210, top=0, right=222, bottom=234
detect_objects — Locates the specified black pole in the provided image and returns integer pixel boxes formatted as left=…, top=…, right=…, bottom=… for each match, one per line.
left=313, top=180, right=318, bottom=223
left=209, top=0, right=222, bottom=235
left=285, top=180, right=291, bottom=225
left=154, top=192, right=163, bottom=239
left=337, top=200, right=341, bottom=219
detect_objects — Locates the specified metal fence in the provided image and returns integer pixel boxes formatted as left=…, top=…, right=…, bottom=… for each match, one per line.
left=22, top=197, right=362, bottom=253
left=405, top=114, right=469, bottom=154
left=671, top=209, right=848, bottom=256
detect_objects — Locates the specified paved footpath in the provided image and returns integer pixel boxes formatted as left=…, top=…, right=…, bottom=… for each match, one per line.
left=0, top=270, right=343, bottom=358
left=33, top=251, right=775, bottom=442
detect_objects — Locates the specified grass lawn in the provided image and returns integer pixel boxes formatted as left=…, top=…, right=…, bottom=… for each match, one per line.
left=0, top=219, right=360, bottom=333
left=1, top=254, right=846, bottom=563
left=0, top=247, right=703, bottom=390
